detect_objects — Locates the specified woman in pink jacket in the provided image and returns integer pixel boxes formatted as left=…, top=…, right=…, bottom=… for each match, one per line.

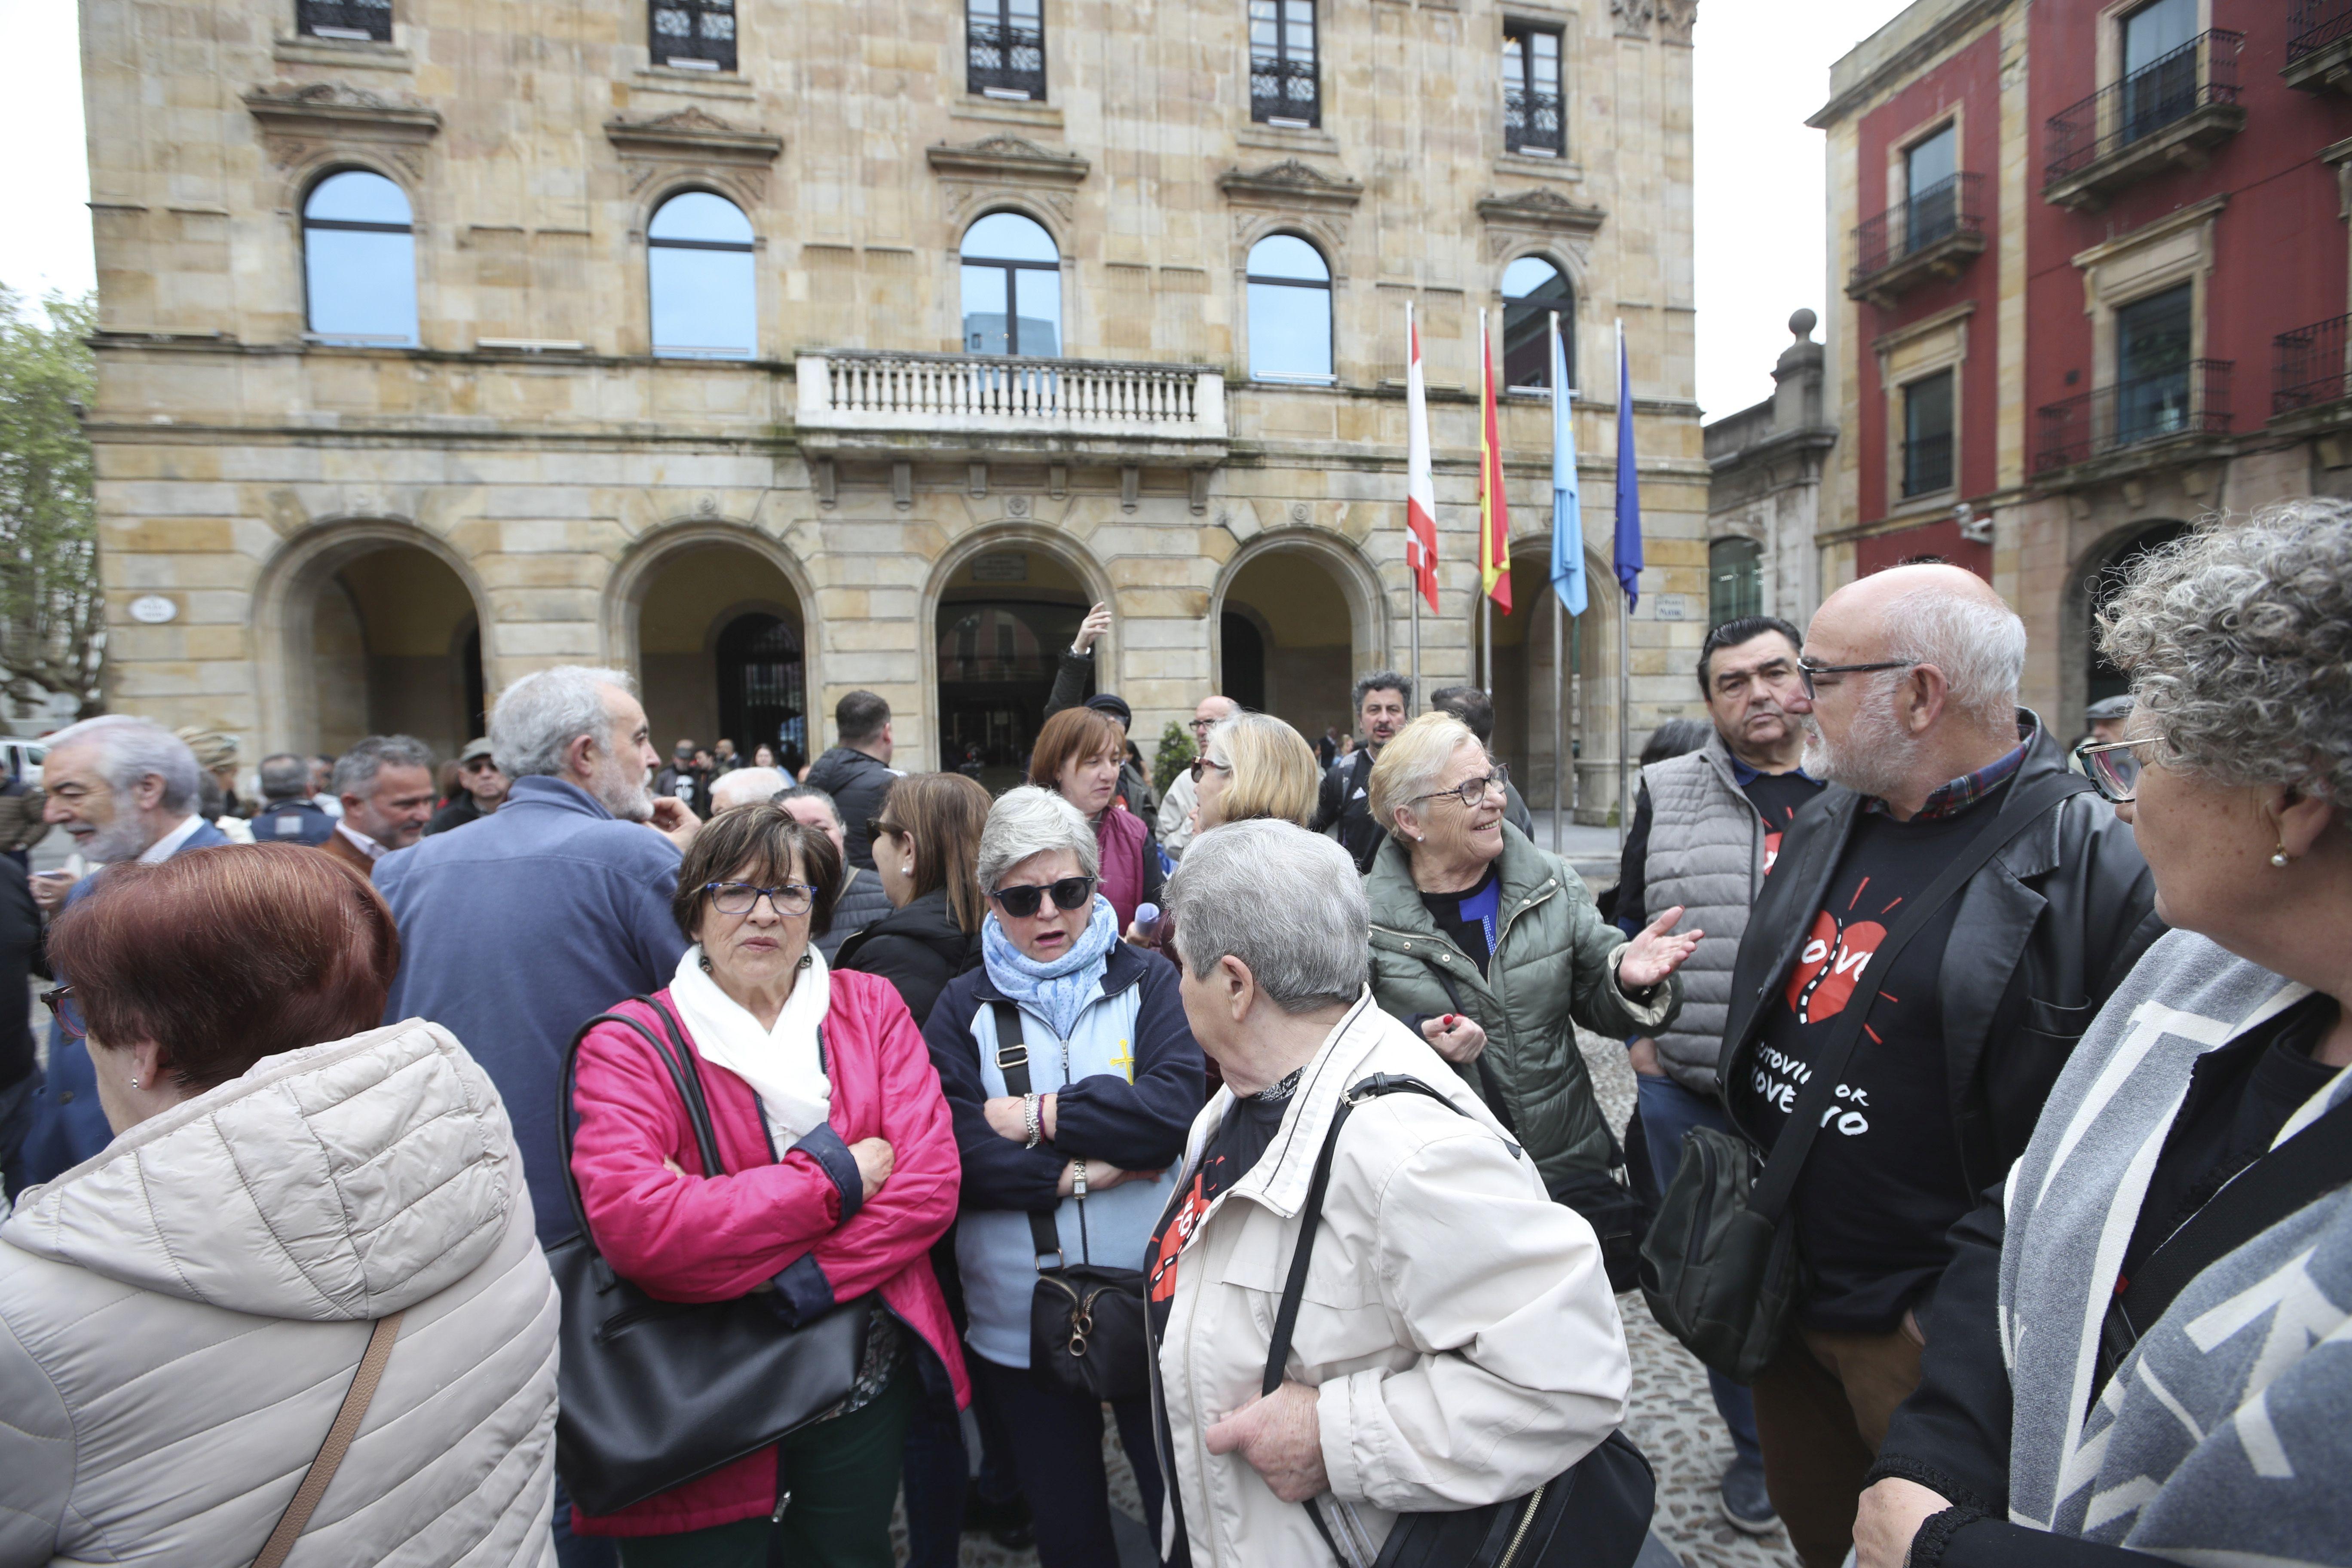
left=569, top=804, right=968, bottom=1566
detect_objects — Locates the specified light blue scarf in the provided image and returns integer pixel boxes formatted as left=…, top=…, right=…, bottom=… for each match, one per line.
left=981, top=895, right=1118, bottom=1040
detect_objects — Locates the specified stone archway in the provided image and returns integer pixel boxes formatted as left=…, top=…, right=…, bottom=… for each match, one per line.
left=923, top=526, right=1113, bottom=793
left=1210, top=529, right=1387, bottom=747
left=2062, top=518, right=2189, bottom=740
left=1477, top=545, right=1620, bottom=825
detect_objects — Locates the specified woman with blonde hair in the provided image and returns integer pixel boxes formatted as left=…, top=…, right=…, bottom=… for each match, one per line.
left=1188, top=711, right=1319, bottom=835
left=836, top=772, right=992, bottom=1030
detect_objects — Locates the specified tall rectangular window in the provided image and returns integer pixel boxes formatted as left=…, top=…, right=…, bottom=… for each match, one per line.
left=650, top=0, right=735, bottom=71
left=968, top=0, right=1047, bottom=101
left=1902, top=369, right=1954, bottom=498
left=2121, top=0, right=2198, bottom=144
left=1904, top=124, right=1957, bottom=253
left=1502, top=24, right=1564, bottom=157
left=2116, top=283, right=2194, bottom=445
left=1251, top=0, right=1320, bottom=128
left=297, top=0, right=391, bottom=42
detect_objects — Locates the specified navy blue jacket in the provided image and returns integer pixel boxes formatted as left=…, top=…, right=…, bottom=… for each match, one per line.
left=374, top=775, right=688, bottom=1244
left=248, top=796, right=336, bottom=846
left=21, top=819, right=236, bottom=1185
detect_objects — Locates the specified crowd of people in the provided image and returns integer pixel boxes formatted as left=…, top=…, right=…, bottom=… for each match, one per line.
left=0, top=499, right=2346, bottom=1568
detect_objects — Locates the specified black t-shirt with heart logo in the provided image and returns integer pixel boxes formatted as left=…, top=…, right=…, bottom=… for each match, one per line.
left=1736, top=785, right=2007, bottom=1332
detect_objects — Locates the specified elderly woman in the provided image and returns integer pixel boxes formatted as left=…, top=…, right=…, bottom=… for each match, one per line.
left=1364, top=711, right=1696, bottom=1201
left=569, top=804, right=967, bottom=1565
left=1149, top=820, right=1633, bottom=1565
left=1189, top=710, right=1320, bottom=836
left=0, top=844, right=560, bottom=1565
left=1855, top=502, right=2352, bottom=1568
left=925, top=786, right=1204, bottom=1568
left=1029, top=704, right=1162, bottom=931
left=836, top=772, right=991, bottom=1029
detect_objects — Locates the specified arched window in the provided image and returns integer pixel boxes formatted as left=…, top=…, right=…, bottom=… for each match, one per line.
left=1709, top=537, right=1764, bottom=627
left=303, top=170, right=418, bottom=347
left=960, top=212, right=1061, bottom=357
left=1246, top=233, right=1333, bottom=383
left=1501, top=255, right=1572, bottom=391
left=648, top=191, right=756, bottom=359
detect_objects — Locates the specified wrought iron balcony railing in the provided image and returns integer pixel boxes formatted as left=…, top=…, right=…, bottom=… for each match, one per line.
left=1505, top=87, right=1564, bottom=156
left=1850, top=172, right=1987, bottom=298
left=2034, top=360, right=2232, bottom=474
left=2044, top=31, right=2242, bottom=197
left=795, top=351, right=1228, bottom=459
left=968, top=20, right=1045, bottom=100
left=1251, top=55, right=1320, bottom=126
left=2274, top=314, right=2352, bottom=413
left=2290, top=0, right=2352, bottom=62
left=297, top=0, right=391, bottom=42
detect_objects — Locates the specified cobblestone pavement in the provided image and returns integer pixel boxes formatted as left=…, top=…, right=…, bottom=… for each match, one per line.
left=903, top=1033, right=1799, bottom=1568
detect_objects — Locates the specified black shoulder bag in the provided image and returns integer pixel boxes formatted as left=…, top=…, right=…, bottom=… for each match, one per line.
left=993, top=1001, right=1152, bottom=1402
left=1639, top=771, right=2090, bottom=1384
left=548, top=998, right=870, bottom=1518
left=1268, top=1072, right=1657, bottom=1568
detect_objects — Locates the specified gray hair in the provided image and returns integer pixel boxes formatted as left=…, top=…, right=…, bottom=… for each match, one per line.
left=258, top=752, right=311, bottom=801
left=332, top=735, right=435, bottom=797
left=766, top=778, right=836, bottom=817
left=1365, top=711, right=1481, bottom=839
left=1166, top=820, right=1368, bottom=1011
left=1877, top=582, right=2025, bottom=726
left=1352, top=669, right=1412, bottom=714
left=2098, top=499, right=2352, bottom=802
left=977, top=785, right=1100, bottom=892
left=44, top=715, right=202, bottom=814
left=712, top=767, right=791, bottom=811
left=491, top=665, right=634, bottom=779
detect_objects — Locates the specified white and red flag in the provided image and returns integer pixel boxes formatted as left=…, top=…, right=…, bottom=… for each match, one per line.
left=1405, top=303, right=1439, bottom=613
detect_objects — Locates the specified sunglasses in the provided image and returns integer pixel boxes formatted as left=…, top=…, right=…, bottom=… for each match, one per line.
left=2072, top=735, right=2159, bottom=804
left=866, top=818, right=899, bottom=844
left=989, top=875, right=1097, bottom=919
left=702, top=881, right=815, bottom=917
left=1189, top=756, right=1233, bottom=784
left=40, top=985, right=83, bottom=1041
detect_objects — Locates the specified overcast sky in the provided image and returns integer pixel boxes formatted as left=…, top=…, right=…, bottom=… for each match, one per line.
left=0, top=0, right=1911, bottom=416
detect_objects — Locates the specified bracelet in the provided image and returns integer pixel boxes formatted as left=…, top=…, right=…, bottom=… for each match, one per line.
left=1023, top=1092, right=1042, bottom=1148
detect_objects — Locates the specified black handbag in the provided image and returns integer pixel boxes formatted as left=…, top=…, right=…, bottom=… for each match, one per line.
left=1270, top=1072, right=1657, bottom=1568
left=548, top=997, right=870, bottom=1518
left=991, top=1001, right=1151, bottom=1403
left=1639, top=771, right=2091, bottom=1384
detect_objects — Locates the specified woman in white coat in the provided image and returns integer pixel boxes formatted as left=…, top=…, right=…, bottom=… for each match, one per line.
left=1147, top=820, right=1631, bottom=1568
left=0, top=843, right=560, bottom=1568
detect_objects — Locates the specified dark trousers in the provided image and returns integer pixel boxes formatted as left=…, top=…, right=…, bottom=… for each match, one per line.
left=1749, top=1325, right=1923, bottom=1568
left=901, top=1356, right=1025, bottom=1568
left=970, top=1354, right=1163, bottom=1568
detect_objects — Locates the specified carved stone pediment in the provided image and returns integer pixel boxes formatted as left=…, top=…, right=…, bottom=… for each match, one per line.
left=604, top=108, right=784, bottom=166
left=1476, top=189, right=1608, bottom=236
left=1216, top=159, right=1364, bottom=212
left=925, top=135, right=1091, bottom=186
left=245, top=82, right=440, bottom=175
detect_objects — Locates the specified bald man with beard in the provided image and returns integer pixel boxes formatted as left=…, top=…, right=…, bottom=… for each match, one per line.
left=1708, top=565, right=2162, bottom=1568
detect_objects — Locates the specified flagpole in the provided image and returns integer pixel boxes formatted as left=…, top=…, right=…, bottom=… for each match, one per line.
left=1477, top=307, right=1490, bottom=693
left=1408, top=301, right=1422, bottom=707
left=1549, top=309, right=1565, bottom=857
left=1615, top=317, right=1630, bottom=854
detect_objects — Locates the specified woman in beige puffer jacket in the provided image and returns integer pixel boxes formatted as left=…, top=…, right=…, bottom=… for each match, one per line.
left=0, top=844, right=560, bottom=1568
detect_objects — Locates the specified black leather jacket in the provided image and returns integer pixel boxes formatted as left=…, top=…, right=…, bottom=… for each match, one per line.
left=1718, top=713, right=2165, bottom=1197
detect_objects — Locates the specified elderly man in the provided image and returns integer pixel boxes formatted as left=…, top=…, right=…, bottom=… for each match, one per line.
left=1150, top=820, right=1631, bottom=1566
left=319, top=734, right=437, bottom=880
left=426, top=736, right=510, bottom=835
left=1157, top=694, right=1239, bottom=860
left=805, top=690, right=900, bottom=870
left=709, top=763, right=788, bottom=813
left=773, top=782, right=893, bottom=959
left=1310, top=671, right=1411, bottom=872
left=249, top=751, right=337, bottom=845
left=1715, top=565, right=2162, bottom=1568
left=19, top=718, right=232, bottom=1185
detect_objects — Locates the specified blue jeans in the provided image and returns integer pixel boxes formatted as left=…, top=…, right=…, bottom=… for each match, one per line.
left=1635, top=1071, right=1762, bottom=1470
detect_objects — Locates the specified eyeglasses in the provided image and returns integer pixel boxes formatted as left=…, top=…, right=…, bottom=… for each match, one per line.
left=702, top=881, right=815, bottom=917
left=40, top=985, right=82, bottom=1041
left=989, top=875, right=1097, bottom=919
left=1797, top=655, right=1917, bottom=700
left=2073, top=735, right=2160, bottom=804
left=1188, top=717, right=1218, bottom=733
left=1189, top=756, right=1232, bottom=784
left=1410, top=764, right=1510, bottom=810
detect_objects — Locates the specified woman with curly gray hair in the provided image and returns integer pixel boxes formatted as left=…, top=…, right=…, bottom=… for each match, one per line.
left=1857, top=499, right=2352, bottom=1568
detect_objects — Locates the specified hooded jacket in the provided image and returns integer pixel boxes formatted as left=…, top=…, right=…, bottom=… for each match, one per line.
left=0, top=1020, right=562, bottom=1567
left=833, top=885, right=982, bottom=1029
left=804, top=747, right=898, bottom=870
left=1152, top=992, right=1630, bottom=1568
left=1365, top=822, right=1679, bottom=1193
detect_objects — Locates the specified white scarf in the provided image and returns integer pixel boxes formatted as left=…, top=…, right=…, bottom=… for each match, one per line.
left=669, top=942, right=834, bottom=1147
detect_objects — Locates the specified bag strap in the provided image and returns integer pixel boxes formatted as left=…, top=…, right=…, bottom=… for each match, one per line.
left=990, top=1001, right=1067, bottom=1268
left=1744, top=770, right=2090, bottom=1226
left=556, top=997, right=730, bottom=1248
left=249, top=1310, right=405, bottom=1568
left=2114, top=1089, right=2352, bottom=1348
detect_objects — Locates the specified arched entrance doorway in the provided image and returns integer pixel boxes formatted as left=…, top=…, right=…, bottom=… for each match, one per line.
left=2079, top=519, right=2189, bottom=716
left=934, top=544, right=1095, bottom=793
left=633, top=543, right=809, bottom=771
left=307, top=543, right=484, bottom=760
left=1218, top=546, right=1359, bottom=745
left=1478, top=551, right=1616, bottom=824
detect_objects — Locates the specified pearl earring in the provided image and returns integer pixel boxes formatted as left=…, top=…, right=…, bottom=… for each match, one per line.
left=902, top=864, right=914, bottom=877
left=129, top=1076, right=140, bottom=1090
left=2272, top=843, right=2291, bottom=868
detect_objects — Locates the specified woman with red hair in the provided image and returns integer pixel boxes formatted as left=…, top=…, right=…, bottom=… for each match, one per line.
left=1027, top=705, right=1161, bottom=931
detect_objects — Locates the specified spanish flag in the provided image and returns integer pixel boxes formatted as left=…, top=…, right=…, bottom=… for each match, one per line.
left=1478, top=316, right=1513, bottom=612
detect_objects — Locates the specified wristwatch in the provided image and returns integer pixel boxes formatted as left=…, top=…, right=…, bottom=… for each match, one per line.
left=1072, top=1159, right=1089, bottom=1199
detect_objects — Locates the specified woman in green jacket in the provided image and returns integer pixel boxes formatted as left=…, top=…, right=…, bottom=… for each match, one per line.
left=1363, top=712, right=1698, bottom=1199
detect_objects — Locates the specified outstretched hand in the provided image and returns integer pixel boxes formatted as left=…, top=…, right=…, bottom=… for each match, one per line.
left=1619, top=905, right=1701, bottom=991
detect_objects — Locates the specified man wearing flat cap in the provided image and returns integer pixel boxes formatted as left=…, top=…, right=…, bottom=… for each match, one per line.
left=426, top=736, right=509, bottom=836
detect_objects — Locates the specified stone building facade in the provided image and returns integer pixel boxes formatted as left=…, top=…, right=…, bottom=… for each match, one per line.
left=82, top=0, right=1709, bottom=811
left=1703, top=309, right=1835, bottom=629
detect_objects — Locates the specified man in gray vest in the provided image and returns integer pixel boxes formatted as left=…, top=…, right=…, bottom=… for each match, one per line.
left=1613, top=613, right=1821, bottom=1535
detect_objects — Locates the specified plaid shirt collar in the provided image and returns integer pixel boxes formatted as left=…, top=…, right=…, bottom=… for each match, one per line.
left=1865, top=717, right=2034, bottom=821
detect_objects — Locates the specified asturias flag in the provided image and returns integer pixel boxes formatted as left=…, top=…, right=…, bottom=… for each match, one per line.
left=1479, top=321, right=1513, bottom=611
left=1549, top=315, right=1585, bottom=617
left=1614, top=322, right=1642, bottom=611
left=1405, top=305, right=1439, bottom=614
